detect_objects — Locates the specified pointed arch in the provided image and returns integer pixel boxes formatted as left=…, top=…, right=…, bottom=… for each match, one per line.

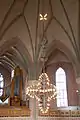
left=47, top=40, right=77, bottom=64
left=56, top=67, right=68, bottom=107
left=0, top=37, right=32, bottom=72
left=46, top=40, right=79, bottom=77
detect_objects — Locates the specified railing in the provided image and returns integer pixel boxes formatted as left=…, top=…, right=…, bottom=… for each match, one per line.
left=0, top=106, right=80, bottom=117
left=39, top=107, right=80, bottom=117
left=0, top=106, right=30, bottom=117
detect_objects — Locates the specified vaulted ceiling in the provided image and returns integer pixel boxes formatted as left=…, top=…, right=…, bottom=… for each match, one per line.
left=0, top=0, right=79, bottom=79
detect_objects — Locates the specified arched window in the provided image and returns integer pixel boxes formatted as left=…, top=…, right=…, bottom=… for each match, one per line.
left=56, top=67, right=68, bottom=107
left=0, top=73, right=4, bottom=96
left=11, top=70, right=14, bottom=79
left=0, top=73, right=8, bottom=104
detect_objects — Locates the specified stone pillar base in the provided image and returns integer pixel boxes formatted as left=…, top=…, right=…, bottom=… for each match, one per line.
left=27, top=80, right=38, bottom=120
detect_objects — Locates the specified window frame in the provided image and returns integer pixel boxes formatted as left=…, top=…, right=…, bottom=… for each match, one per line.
left=55, top=67, right=68, bottom=107
left=0, top=73, right=4, bottom=97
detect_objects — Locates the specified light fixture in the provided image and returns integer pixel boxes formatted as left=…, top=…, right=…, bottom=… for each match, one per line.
left=76, top=90, right=79, bottom=93
left=26, top=73, right=57, bottom=113
left=39, top=14, right=47, bottom=21
left=76, top=89, right=80, bottom=95
left=37, top=72, right=57, bottom=113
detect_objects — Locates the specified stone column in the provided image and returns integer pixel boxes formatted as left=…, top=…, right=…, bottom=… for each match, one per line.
left=28, top=80, right=39, bottom=120
left=76, top=77, right=80, bottom=107
left=29, top=98, right=38, bottom=120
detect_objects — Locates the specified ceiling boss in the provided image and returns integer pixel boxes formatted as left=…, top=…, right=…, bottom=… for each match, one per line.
left=39, top=14, right=48, bottom=21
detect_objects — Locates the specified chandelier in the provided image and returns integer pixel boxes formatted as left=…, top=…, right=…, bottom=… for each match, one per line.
left=26, top=72, right=57, bottom=113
